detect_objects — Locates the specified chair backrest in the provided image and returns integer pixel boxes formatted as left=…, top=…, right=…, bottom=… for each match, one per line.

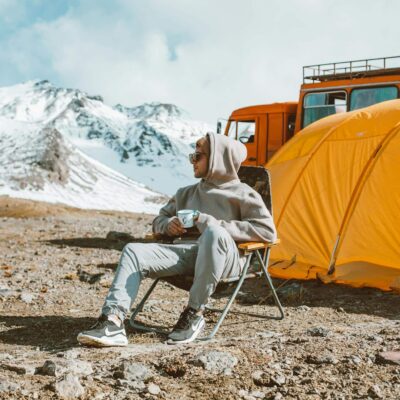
left=238, top=166, right=273, bottom=216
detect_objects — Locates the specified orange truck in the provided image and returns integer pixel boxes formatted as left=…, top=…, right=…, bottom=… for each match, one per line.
left=219, top=56, right=400, bottom=166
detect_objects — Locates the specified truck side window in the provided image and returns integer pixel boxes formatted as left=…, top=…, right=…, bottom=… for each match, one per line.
left=350, top=86, right=398, bottom=111
left=303, top=91, right=347, bottom=128
left=237, top=121, right=256, bottom=143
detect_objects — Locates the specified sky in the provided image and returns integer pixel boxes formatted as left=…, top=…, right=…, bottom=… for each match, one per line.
left=0, top=0, right=400, bottom=124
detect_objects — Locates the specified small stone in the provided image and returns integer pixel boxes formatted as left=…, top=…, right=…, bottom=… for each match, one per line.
left=250, top=390, right=265, bottom=398
left=256, top=331, right=281, bottom=339
left=273, top=394, right=284, bottom=400
left=368, top=384, right=383, bottom=399
left=270, top=373, right=286, bottom=387
left=36, top=360, right=56, bottom=376
left=0, top=286, right=18, bottom=298
left=223, top=368, right=233, bottom=376
left=336, top=307, right=345, bottom=313
left=305, top=354, right=339, bottom=365
left=306, top=327, right=330, bottom=337
left=367, top=335, right=384, bottom=343
left=1, top=362, right=35, bottom=375
left=297, top=305, right=311, bottom=312
left=20, top=292, right=34, bottom=303
left=348, top=355, right=362, bottom=365
left=192, top=351, right=238, bottom=374
left=147, top=383, right=161, bottom=395
left=252, top=370, right=269, bottom=386
left=62, top=349, right=80, bottom=360
left=127, top=380, right=146, bottom=392
left=54, top=374, right=85, bottom=399
left=292, top=366, right=303, bottom=375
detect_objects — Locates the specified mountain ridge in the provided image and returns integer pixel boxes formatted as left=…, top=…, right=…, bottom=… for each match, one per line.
left=0, top=80, right=213, bottom=198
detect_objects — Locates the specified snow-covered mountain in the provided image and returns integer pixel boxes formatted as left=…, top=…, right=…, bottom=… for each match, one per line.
left=0, top=81, right=213, bottom=196
left=0, top=117, right=166, bottom=214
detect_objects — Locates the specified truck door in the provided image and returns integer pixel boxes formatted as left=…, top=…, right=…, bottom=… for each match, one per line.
left=237, top=120, right=257, bottom=166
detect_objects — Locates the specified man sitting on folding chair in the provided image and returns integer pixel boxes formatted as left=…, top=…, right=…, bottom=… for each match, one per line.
left=77, top=132, right=277, bottom=347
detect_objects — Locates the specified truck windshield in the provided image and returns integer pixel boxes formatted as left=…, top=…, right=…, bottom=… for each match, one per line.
left=350, top=86, right=398, bottom=110
left=237, top=121, right=255, bottom=143
left=303, top=91, right=347, bottom=128
left=226, top=120, right=256, bottom=142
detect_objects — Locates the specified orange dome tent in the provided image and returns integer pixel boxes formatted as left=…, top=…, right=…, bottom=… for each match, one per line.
left=267, top=99, right=400, bottom=291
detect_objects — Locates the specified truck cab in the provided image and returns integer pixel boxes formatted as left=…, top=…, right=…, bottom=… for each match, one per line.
left=220, top=102, right=297, bottom=166
left=222, top=56, right=400, bottom=165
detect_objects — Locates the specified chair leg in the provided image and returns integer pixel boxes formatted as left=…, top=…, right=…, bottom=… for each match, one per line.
left=204, top=248, right=284, bottom=322
left=197, top=254, right=253, bottom=341
left=255, top=249, right=284, bottom=320
left=129, top=278, right=170, bottom=334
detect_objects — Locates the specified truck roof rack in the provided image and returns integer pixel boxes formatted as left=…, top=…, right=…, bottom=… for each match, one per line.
left=303, top=56, right=400, bottom=83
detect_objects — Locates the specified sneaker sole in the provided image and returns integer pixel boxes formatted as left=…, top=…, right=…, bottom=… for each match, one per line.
left=77, top=333, right=128, bottom=347
left=167, top=319, right=205, bottom=345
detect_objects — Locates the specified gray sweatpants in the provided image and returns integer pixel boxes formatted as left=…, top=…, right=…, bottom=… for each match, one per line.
left=102, top=225, right=242, bottom=321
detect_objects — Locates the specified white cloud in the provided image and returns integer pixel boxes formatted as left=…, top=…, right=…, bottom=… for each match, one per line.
left=1, top=0, right=400, bottom=123
left=0, top=0, right=27, bottom=26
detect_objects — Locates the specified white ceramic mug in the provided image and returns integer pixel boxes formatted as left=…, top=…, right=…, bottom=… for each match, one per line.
left=177, top=209, right=196, bottom=228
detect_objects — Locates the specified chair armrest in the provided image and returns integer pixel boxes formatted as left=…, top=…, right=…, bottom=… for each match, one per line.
left=145, top=233, right=161, bottom=240
left=145, top=231, right=201, bottom=242
left=238, top=239, right=280, bottom=254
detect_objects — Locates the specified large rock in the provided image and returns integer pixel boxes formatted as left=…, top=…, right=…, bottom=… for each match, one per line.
left=0, top=379, right=20, bottom=392
left=54, top=373, right=85, bottom=399
left=251, top=370, right=286, bottom=387
left=113, top=362, right=151, bottom=382
left=60, top=359, right=93, bottom=377
left=192, top=351, right=238, bottom=375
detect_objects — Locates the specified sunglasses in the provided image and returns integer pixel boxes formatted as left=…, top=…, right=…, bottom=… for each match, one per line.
left=189, top=152, right=206, bottom=164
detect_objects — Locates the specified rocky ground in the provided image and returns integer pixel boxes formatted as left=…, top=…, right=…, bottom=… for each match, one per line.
left=1, top=195, right=400, bottom=399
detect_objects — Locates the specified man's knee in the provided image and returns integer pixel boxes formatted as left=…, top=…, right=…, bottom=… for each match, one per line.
left=122, top=242, right=146, bottom=256
left=120, top=243, right=147, bottom=272
left=199, top=225, right=230, bottom=248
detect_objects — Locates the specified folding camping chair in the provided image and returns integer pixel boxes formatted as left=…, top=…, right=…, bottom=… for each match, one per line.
left=129, top=166, right=284, bottom=341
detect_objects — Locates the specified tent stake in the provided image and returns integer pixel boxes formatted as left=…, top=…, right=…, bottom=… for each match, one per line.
left=328, top=235, right=340, bottom=275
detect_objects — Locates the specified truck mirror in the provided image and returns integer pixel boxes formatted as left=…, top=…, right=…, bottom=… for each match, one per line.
left=216, top=121, right=222, bottom=134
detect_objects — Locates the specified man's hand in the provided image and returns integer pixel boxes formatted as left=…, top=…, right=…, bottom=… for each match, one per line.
left=166, top=217, right=186, bottom=237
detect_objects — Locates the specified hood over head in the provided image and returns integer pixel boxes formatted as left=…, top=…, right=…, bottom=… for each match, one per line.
left=205, top=132, right=247, bottom=185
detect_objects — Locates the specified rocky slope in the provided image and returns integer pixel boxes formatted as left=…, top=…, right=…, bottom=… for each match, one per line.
left=1, top=198, right=400, bottom=399
left=0, top=118, right=165, bottom=214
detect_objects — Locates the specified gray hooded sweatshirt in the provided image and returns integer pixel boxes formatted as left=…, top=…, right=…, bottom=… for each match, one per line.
left=152, top=133, right=277, bottom=243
